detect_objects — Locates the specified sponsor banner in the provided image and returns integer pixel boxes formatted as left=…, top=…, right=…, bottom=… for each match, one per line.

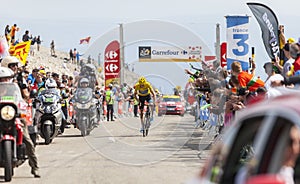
left=138, top=46, right=202, bottom=62
left=226, top=16, right=249, bottom=71
left=247, top=2, right=279, bottom=60
left=104, top=40, right=120, bottom=87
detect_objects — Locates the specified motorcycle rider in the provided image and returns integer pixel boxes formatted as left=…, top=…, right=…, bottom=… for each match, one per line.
left=39, top=78, right=68, bottom=133
left=77, top=78, right=99, bottom=127
left=79, top=78, right=89, bottom=88
left=0, top=56, right=40, bottom=178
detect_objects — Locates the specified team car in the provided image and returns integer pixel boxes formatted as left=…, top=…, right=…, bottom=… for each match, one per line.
left=158, top=95, right=185, bottom=116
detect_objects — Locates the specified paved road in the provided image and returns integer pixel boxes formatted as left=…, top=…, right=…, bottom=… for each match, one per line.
left=6, top=114, right=210, bottom=184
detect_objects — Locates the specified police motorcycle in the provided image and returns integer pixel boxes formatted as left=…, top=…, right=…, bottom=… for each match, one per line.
left=0, top=68, right=28, bottom=182
left=34, top=79, right=63, bottom=145
left=73, top=78, right=98, bottom=136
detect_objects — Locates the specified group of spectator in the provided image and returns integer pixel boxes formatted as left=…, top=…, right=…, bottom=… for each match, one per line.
left=68, top=48, right=82, bottom=64
left=5, top=24, right=19, bottom=44
left=186, top=27, right=300, bottom=130
left=4, top=24, right=42, bottom=56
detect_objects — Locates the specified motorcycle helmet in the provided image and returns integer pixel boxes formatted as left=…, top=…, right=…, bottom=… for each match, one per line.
left=80, top=78, right=89, bottom=87
left=0, top=67, right=14, bottom=78
left=1, top=56, right=20, bottom=68
left=138, top=76, right=146, bottom=84
left=45, top=78, right=57, bottom=89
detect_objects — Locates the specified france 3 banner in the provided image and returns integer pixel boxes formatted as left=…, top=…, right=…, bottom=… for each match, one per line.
left=247, top=2, right=279, bottom=60
left=226, top=16, right=249, bottom=71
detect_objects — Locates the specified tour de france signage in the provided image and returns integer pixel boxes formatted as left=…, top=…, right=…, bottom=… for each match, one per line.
left=138, top=46, right=202, bottom=62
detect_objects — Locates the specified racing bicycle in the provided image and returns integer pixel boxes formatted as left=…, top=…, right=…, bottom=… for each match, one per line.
left=142, top=102, right=151, bottom=137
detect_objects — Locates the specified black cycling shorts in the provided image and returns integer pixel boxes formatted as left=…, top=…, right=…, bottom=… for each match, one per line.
left=139, top=94, right=152, bottom=110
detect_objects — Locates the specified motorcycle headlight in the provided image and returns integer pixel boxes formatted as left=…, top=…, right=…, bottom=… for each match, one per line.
left=1, top=105, right=16, bottom=121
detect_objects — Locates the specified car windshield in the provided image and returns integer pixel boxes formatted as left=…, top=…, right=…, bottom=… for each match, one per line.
left=163, top=97, right=180, bottom=102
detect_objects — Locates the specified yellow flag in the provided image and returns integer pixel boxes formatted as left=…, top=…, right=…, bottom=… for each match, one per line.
left=9, top=41, right=31, bottom=65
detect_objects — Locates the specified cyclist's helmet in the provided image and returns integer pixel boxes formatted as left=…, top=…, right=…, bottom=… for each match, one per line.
left=45, top=78, right=57, bottom=89
left=138, top=76, right=146, bottom=84
left=1, top=56, right=20, bottom=68
left=0, top=67, right=14, bottom=78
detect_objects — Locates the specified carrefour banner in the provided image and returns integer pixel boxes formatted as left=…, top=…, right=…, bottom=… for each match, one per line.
left=226, top=16, right=249, bottom=71
left=138, top=46, right=202, bottom=62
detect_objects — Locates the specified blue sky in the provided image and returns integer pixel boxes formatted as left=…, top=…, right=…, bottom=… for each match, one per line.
left=1, top=0, right=299, bottom=93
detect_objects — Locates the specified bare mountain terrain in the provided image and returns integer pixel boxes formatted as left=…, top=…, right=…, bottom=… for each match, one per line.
left=26, top=46, right=139, bottom=87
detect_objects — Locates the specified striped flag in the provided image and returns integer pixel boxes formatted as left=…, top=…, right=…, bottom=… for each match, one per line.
left=9, top=41, right=31, bottom=65
left=79, top=36, right=91, bottom=44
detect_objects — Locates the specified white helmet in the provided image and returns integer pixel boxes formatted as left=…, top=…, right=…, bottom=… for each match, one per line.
left=80, top=78, right=89, bottom=85
left=1, top=56, right=20, bottom=68
left=45, top=78, right=57, bottom=89
left=0, top=67, right=14, bottom=78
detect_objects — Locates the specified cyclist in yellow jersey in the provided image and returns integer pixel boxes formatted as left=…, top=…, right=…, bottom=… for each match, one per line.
left=134, top=76, right=156, bottom=132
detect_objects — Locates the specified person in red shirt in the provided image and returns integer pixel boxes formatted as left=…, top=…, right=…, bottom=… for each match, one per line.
left=231, top=61, right=265, bottom=93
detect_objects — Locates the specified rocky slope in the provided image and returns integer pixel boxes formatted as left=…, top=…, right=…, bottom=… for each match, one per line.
left=26, top=46, right=139, bottom=87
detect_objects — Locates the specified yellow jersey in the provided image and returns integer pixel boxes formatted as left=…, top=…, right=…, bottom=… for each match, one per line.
left=134, top=82, right=153, bottom=96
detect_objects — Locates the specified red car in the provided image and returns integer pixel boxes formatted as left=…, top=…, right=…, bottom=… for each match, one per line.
left=158, top=95, right=185, bottom=116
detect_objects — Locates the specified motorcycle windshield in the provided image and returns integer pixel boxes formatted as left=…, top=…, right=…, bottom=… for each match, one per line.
left=0, top=83, right=23, bottom=104
left=39, top=93, right=59, bottom=105
left=75, top=88, right=93, bottom=104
